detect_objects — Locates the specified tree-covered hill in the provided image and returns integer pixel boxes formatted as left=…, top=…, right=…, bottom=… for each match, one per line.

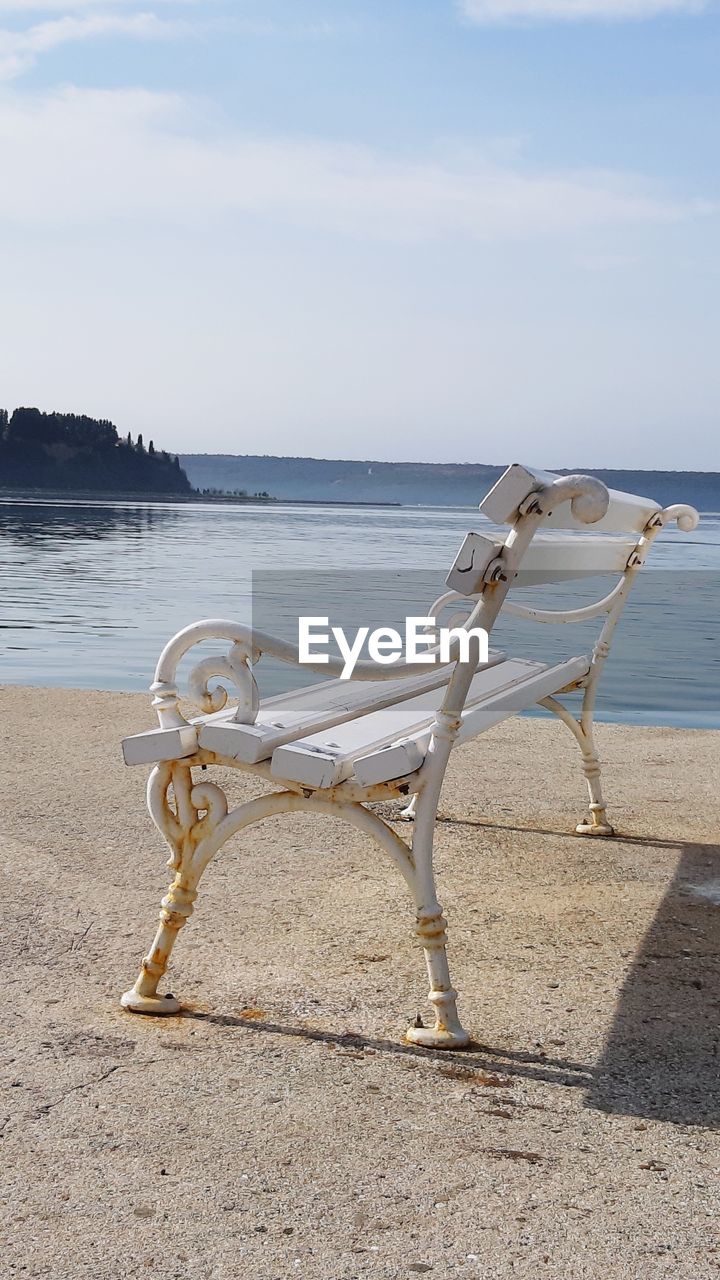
left=0, top=407, right=192, bottom=494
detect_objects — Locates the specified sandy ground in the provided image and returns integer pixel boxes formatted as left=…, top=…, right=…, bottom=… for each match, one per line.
left=1, top=684, right=720, bottom=1280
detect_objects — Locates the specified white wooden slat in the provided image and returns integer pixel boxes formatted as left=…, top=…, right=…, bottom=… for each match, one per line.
left=353, top=654, right=590, bottom=788
left=198, top=651, right=506, bottom=764
left=351, top=737, right=429, bottom=790
left=480, top=463, right=660, bottom=534
left=456, top=653, right=589, bottom=740
left=270, top=658, right=553, bottom=789
left=447, top=531, right=639, bottom=595
left=122, top=724, right=198, bottom=767
left=514, top=535, right=638, bottom=584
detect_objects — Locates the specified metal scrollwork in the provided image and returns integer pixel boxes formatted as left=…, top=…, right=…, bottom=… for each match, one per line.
left=187, top=640, right=260, bottom=723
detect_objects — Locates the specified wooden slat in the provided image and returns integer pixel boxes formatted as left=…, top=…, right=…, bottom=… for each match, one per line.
left=513, top=535, right=638, bottom=584
left=121, top=724, right=198, bottom=767
left=353, top=655, right=590, bottom=787
left=271, top=660, right=545, bottom=788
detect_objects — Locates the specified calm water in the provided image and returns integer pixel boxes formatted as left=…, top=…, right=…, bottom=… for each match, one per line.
left=1, top=497, right=719, bottom=727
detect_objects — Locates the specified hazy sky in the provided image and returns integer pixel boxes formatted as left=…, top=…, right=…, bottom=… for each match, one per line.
left=1, top=0, right=718, bottom=467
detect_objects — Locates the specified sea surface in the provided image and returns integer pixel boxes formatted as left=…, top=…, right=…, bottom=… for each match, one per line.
left=1, top=496, right=718, bottom=728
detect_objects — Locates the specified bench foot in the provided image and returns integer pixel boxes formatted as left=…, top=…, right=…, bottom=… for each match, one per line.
left=405, top=1016, right=471, bottom=1050
left=120, top=989, right=181, bottom=1015
left=121, top=883, right=198, bottom=1018
left=575, top=745, right=614, bottom=835
left=575, top=801, right=614, bottom=836
left=576, top=818, right=614, bottom=836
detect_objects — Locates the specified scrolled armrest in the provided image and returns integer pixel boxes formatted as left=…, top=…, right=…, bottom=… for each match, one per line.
left=656, top=504, right=700, bottom=533
left=150, top=620, right=257, bottom=728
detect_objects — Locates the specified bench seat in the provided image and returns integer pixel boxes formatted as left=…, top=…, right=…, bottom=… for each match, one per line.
left=270, top=654, right=590, bottom=790
left=122, top=650, right=508, bottom=768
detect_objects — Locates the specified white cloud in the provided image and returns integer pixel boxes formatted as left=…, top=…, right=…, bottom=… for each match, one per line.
left=461, top=0, right=708, bottom=22
left=0, top=86, right=711, bottom=240
left=0, top=10, right=185, bottom=78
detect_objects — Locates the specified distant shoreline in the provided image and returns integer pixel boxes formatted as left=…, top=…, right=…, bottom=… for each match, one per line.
left=0, top=487, right=402, bottom=509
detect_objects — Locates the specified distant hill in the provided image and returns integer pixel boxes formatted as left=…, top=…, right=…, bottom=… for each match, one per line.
left=1, top=407, right=192, bottom=494
left=180, top=453, right=720, bottom=510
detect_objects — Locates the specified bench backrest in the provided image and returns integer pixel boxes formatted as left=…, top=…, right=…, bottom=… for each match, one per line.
left=479, top=463, right=662, bottom=534
left=435, top=463, right=699, bottom=680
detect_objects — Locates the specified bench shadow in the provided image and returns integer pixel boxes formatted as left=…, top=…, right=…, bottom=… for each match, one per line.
left=434, top=813, right=689, bottom=850
left=182, top=830, right=720, bottom=1127
left=436, top=818, right=720, bottom=1126
left=182, top=1008, right=593, bottom=1091
left=587, top=840, right=720, bottom=1127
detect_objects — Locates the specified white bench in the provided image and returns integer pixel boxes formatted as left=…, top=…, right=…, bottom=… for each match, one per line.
left=120, top=464, right=699, bottom=1048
